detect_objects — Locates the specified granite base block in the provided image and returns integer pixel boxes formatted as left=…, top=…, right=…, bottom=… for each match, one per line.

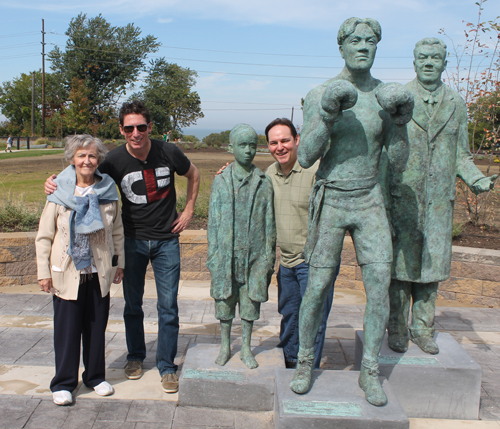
left=179, top=343, right=284, bottom=411
left=354, top=331, right=481, bottom=419
left=274, top=369, right=409, bottom=429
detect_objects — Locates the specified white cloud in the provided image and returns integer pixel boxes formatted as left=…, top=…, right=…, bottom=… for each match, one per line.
left=0, top=0, right=471, bottom=30
left=157, top=17, right=173, bottom=24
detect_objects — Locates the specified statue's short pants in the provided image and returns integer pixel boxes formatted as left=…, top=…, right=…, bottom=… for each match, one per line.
left=305, top=183, right=393, bottom=268
left=214, top=280, right=261, bottom=321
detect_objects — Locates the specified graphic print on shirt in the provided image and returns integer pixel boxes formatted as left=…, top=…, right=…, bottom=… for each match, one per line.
left=121, top=167, right=171, bottom=204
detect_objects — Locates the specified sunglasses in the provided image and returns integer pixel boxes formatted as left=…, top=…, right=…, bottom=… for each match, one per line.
left=122, top=124, right=149, bottom=133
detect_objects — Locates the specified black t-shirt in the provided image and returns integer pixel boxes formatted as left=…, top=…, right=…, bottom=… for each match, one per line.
left=98, top=139, right=191, bottom=240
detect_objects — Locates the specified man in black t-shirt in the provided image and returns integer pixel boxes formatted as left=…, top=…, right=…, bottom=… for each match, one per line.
left=46, top=101, right=200, bottom=394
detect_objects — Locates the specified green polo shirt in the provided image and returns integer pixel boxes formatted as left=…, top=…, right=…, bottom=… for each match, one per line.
left=266, top=159, right=319, bottom=268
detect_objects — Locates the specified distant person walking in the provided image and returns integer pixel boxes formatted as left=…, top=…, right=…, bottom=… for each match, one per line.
left=163, top=131, right=172, bottom=143
left=5, top=135, right=13, bottom=152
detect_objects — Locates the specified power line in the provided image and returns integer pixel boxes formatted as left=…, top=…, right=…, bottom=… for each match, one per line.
left=0, top=43, right=39, bottom=50
left=3, top=53, right=39, bottom=60
left=0, top=31, right=39, bottom=39
left=204, top=101, right=293, bottom=106
left=203, top=108, right=294, bottom=111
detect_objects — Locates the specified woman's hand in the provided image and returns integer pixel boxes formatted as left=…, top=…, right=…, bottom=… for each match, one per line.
left=38, top=278, right=53, bottom=293
left=113, top=268, right=124, bottom=284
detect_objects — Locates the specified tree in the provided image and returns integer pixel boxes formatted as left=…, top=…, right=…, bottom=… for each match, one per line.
left=440, top=0, right=499, bottom=152
left=132, top=58, right=204, bottom=133
left=64, top=78, right=92, bottom=134
left=49, top=13, right=159, bottom=119
left=0, top=70, right=67, bottom=136
left=203, top=130, right=230, bottom=147
left=439, top=0, right=500, bottom=225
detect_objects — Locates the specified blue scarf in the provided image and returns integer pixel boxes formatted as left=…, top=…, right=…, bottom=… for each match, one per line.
left=47, top=165, right=119, bottom=271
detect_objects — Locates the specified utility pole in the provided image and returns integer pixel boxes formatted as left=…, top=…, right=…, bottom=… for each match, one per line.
left=31, top=72, right=35, bottom=137
left=41, top=19, right=46, bottom=137
left=291, top=106, right=294, bottom=123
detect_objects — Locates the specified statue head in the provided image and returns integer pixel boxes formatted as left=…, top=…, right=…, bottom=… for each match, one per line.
left=229, top=124, right=258, bottom=170
left=413, top=38, right=447, bottom=86
left=337, top=18, right=381, bottom=72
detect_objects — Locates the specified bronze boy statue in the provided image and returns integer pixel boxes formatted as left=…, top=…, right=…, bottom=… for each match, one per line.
left=207, top=124, right=276, bottom=369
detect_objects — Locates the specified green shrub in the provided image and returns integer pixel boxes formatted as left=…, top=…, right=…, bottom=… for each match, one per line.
left=452, top=221, right=465, bottom=238
left=176, top=180, right=210, bottom=219
left=194, top=143, right=200, bottom=150
left=183, top=143, right=191, bottom=150
left=200, top=143, right=208, bottom=149
left=35, top=138, right=50, bottom=146
left=0, top=196, right=43, bottom=232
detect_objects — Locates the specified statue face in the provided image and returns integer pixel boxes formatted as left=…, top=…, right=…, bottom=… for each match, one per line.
left=233, top=137, right=257, bottom=168
left=414, top=44, right=446, bottom=85
left=339, top=23, right=377, bottom=72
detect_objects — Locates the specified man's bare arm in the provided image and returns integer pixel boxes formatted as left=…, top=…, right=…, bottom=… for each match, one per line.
left=171, top=162, right=201, bottom=234
left=45, top=174, right=58, bottom=195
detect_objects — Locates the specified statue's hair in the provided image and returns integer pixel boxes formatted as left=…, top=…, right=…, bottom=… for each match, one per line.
left=337, top=17, right=381, bottom=46
left=229, top=124, right=258, bottom=145
left=413, top=38, right=447, bottom=58
left=265, top=118, right=297, bottom=142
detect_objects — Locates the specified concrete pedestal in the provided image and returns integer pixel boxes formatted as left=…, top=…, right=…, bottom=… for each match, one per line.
left=354, top=331, right=481, bottom=419
left=178, top=343, right=284, bottom=411
left=274, top=369, right=409, bottom=429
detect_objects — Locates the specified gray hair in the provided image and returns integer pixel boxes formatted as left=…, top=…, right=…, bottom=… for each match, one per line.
left=64, top=134, right=107, bottom=164
left=337, top=17, right=382, bottom=46
left=414, top=38, right=447, bottom=58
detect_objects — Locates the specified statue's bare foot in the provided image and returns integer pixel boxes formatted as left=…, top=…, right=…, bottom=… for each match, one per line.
left=289, top=357, right=313, bottom=394
left=215, top=347, right=231, bottom=366
left=240, top=349, right=258, bottom=369
left=358, top=366, right=387, bottom=406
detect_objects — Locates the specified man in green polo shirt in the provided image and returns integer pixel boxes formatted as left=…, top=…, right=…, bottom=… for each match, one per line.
left=265, top=117, right=340, bottom=370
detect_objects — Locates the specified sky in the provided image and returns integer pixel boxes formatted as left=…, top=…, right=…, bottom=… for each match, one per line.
left=0, top=0, right=498, bottom=137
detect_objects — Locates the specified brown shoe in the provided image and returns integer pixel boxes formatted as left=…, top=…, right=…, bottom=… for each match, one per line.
left=124, top=361, right=143, bottom=379
left=161, top=373, right=179, bottom=393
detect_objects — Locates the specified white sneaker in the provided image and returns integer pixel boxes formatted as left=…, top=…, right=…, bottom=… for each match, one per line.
left=93, top=381, right=114, bottom=396
left=53, top=390, right=72, bottom=405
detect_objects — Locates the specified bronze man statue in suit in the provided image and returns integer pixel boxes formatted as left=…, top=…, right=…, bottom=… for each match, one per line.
left=387, top=38, right=497, bottom=355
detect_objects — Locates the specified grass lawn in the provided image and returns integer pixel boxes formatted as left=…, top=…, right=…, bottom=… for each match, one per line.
left=0, top=150, right=64, bottom=161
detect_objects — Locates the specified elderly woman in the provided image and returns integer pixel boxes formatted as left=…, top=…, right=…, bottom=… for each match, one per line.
left=36, top=134, right=124, bottom=406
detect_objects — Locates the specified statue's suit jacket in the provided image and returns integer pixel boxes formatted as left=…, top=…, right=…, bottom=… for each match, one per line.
left=207, top=163, right=276, bottom=302
left=389, top=79, right=484, bottom=283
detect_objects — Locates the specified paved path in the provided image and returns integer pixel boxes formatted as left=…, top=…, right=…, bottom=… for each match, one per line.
left=1, top=280, right=500, bottom=428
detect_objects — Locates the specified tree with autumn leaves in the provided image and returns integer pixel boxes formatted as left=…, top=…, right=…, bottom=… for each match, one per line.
left=440, top=0, right=499, bottom=226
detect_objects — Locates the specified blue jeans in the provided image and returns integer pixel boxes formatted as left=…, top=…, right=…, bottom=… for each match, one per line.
left=277, top=261, right=340, bottom=369
left=123, top=237, right=180, bottom=376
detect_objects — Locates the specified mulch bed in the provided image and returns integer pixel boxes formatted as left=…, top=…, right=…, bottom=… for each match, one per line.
left=452, top=222, right=500, bottom=250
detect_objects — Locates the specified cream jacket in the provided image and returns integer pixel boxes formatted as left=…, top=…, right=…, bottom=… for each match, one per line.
left=36, top=194, right=125, bottom=300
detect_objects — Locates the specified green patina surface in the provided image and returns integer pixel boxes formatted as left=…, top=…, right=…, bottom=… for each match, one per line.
left=183, top=369, right=246, bottom=381
left=379, top=355, right=439, bottom=366
left=283, top=400, right=364, bottom=417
